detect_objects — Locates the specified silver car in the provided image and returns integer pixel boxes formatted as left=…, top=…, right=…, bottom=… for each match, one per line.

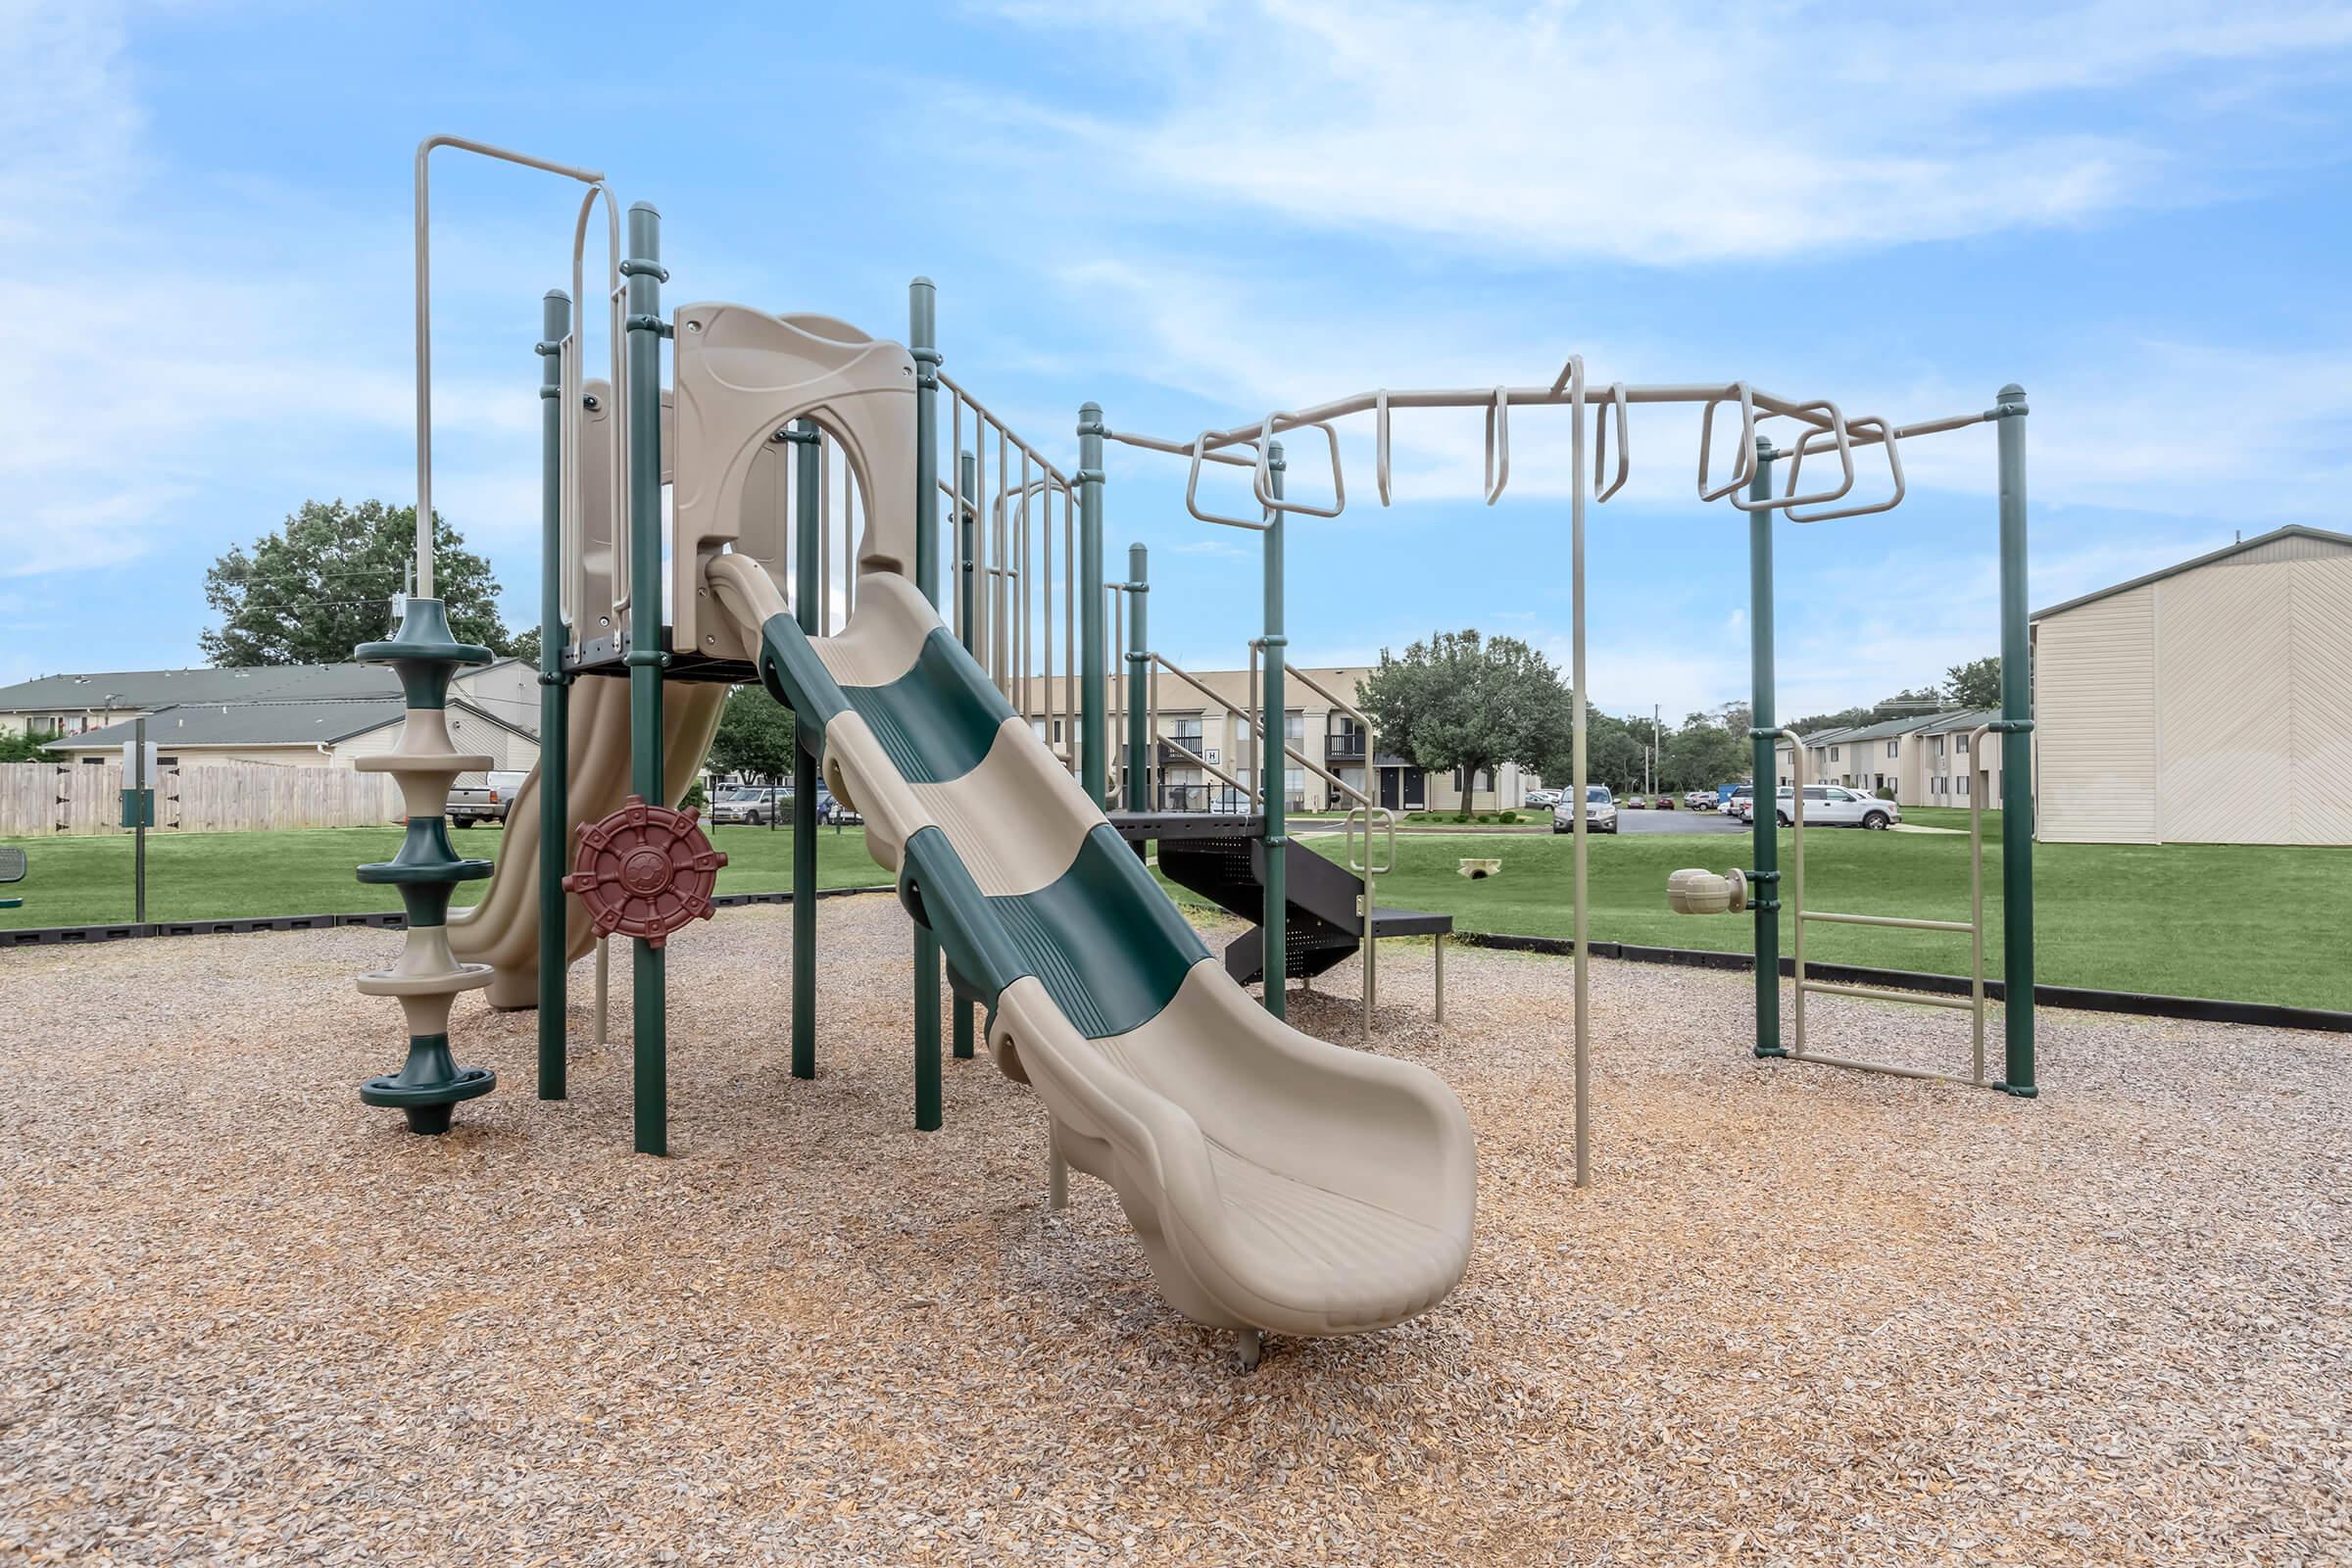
left=1551, top=784, right=1619, bottom=834
left=1773, top=786, right=1899, bottom=829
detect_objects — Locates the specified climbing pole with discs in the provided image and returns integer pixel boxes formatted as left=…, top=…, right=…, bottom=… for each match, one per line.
left=350, top=597, right=500, bottom=1136
left=563, top=796, right=727, bottom=948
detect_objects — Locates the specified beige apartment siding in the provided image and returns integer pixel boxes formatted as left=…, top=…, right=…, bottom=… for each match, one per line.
left=2153, top=561, right=2294, bottom=844
left=2288, top=558, right=2352, bottom=844
left=2035, top=585, right=2160, bottom=842
left=453, top=662, right=539, bottom=733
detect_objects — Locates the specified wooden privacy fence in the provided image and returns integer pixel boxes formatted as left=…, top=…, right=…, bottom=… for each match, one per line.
left=0, top=762, right=405, bottom=837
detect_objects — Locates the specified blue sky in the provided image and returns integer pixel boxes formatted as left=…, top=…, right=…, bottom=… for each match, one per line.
left=6, top=0, right=2349, bottom=720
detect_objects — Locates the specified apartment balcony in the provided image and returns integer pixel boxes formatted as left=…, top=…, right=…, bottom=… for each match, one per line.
left=1324, top=731, right=1367, bottom=762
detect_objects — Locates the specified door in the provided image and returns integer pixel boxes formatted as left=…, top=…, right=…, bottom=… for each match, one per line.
left=1402, top=768, right=1426, bottom=808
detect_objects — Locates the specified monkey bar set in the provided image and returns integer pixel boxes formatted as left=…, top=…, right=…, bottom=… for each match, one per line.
left=357, top=135, right=2035, bottom=1190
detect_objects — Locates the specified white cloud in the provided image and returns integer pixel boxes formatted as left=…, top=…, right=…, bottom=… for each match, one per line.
left=987, top=0, right=2352, bottom=266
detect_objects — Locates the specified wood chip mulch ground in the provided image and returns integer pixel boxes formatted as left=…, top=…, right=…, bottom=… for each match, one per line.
left=2, top=895, right=2344, bottom=1565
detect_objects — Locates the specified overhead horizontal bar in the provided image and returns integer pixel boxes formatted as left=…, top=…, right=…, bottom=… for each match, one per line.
left=1186, top=384, right=1990, bottom=454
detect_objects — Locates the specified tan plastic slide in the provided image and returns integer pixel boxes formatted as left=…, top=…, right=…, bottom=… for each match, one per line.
left=449, top=678, right=725, bottom=1007
left=708, top=555, right=1478, bottom=1341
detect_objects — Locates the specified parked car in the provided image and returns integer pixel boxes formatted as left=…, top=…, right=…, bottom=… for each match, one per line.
left=709, top=785, right=785, bottom=826
left=1684, top=789, right=1714, bottom=810
left=1724, top=784, right=1755, bottom=821
left=1551, top=784, right=1619, bottom=835
left=1654, top=793, right=1676, bottom=810
left=1524, top=788, right=1559, bottom=809
left=1622, top=793, right=1646, bottom=808
left=1773, top=785, right=1898, bottom=829
left=448, top=769, right=530, bottom=828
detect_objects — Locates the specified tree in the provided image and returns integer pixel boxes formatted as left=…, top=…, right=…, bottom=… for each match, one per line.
left=707, top=688, right=798, bottom=786
left=510, top=627, right=542, bottom=668
left=1584, top=711, right=1645, bottom=794
left=0, top=731, right=49, bottom=763
left=1358, top=629, right=1574, bottom=812
left=202, top=499, right=521, bottom=666
left=1944, top=656, right=2001, bottom=709
left=1661, top=708, right=1749, bottom=792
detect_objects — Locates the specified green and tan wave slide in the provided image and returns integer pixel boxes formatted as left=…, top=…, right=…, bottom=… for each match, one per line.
left=707, top=554, right=1477, bottom=1339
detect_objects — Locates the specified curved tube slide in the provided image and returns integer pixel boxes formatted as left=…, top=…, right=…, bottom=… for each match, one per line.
left=707, top=553, right=1476, bottom=1339
left=449, top=678, right=725, bottom=1008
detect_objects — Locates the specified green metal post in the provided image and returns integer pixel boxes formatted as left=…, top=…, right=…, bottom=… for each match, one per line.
left=1125, top=543, right=1150, bottom=811
left=131, top=714, right=147, bottom=924
left=1077, top=404, right=1108, bottom=806
left=623, top=202, right=668, bottom=1154
left=909, top=277, right=943, bottom=1130
left=952, top=449, right=978, bottom=1062
left=1994, top=384, right=2037, bottom=1097
left=1261, top=444, right=1288, bottom=1020
left=536, top=289, right=572, bottom=1100
left=1747, top=440, right=1784, bottom=1057
left=792, top=417, right=821, bottom=1080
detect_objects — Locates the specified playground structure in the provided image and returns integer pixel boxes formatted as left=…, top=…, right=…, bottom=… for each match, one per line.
left=348, top=134, right=2037, bottom=1356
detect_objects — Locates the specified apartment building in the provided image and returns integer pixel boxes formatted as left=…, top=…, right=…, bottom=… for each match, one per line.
left=1797, top=710, right=2010, bottom=808
left=1018, top=665, right=1538, bottom=813
left=2032, top=524, right=2352, bottom=845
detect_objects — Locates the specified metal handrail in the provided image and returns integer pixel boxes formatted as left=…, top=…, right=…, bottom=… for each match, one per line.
left=414, top=134, right=605, bottom=599
left=562, top=181, right=625, bottom=628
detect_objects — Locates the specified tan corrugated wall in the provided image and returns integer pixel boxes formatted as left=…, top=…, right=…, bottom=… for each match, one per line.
left=2287, top=557, right=2352, bottom=844
left=2035, top=585, right=2159, bottom=842
left=2154, top=562, right=2294, bottom=842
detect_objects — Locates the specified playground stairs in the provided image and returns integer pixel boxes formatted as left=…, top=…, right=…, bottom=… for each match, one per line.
left=1112, top=813, right=1452, bottom=987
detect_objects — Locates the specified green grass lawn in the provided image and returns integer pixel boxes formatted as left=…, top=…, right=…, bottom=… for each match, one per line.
left=1159, top=815, right=2349, bottom=1011
left=0, top=822, right=892, bottom=930
left=11, top=817, right=2346, bottom=1011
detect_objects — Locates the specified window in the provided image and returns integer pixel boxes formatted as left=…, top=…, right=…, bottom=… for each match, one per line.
left=1282, top=710, right=1305, bottom=744
left=1053, top=719, right=1063, bottom=744
left=1167, top=715, right=1203, bottom=751
left=1285, top=766, right=1304, bottom=808
left=1957, top=774, right=1970, bottom=797
left=81, top=756, right=105, bottom=765
left=1955, top=733, right=1970, bottom=755
left=1829, top=745, right=1839, bottom=761
left=1934, top=736, right=1945, bottom=756
left=1886, top=740, right=1898, bottom=759
left=1030, top=718, right=1049, bottom=743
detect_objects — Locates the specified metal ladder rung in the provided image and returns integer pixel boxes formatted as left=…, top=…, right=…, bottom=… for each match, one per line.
left=1800, top=980, right=1978, bottom=1011
left=1780, top=1050, right=1984, bottom=1088
left=1800, top=909, right=1973, bottom=934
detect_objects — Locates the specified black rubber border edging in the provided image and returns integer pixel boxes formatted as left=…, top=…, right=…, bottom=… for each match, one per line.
left=0, top=885, right=899, bottom=949
left=1454, top=930, right=2352, bottom=1034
